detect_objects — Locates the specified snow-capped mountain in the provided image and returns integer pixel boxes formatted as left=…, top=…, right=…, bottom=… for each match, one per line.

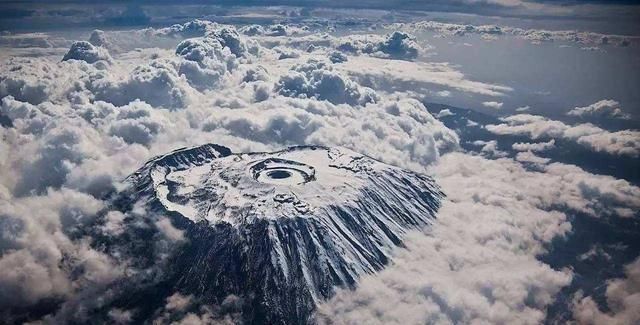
left=106, top=144, right=443, bottom=324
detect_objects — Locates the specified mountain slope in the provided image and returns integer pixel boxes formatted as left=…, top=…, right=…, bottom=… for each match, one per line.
left=105, top=144, right=443, bottom=324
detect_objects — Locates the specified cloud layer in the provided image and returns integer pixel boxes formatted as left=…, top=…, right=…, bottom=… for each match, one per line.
left=572, top=257, right=640, bottom=325
left=0, top=18, right=638, bottom=324
left=487, top=114, right=640, bottom=157
left=318, top=152, right=640, bottom=324
left=0, top=21, right=465, bottom=321
left=401, top=20, right=638, bottom=47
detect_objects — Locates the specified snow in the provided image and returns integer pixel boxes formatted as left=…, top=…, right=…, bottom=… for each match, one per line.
left=149, top=146, right=379, bottom=224
left=128, top=143, right=442, bottom=303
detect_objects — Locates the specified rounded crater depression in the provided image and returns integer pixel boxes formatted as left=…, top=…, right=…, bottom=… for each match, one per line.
left=251, top=158, right=315, bottom=186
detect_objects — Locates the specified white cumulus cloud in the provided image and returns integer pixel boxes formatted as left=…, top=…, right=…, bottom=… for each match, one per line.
left=512, top=139, right=556, bottom=152
left=487, top=114, right=640, bottom=157
left=318, top=151, right=640, bottom=324
left=482, top=101, right=503, bottom=109
left=567, top=99, right=630, bottom=120
left=572, top=257, right=640, bottom=325
left=1, top=19, right=638, bottom=324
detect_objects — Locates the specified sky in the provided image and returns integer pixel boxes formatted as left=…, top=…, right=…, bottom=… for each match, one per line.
left=0, top=0, right=640, bottom=33
left=0, top=1, right=639, bottom=324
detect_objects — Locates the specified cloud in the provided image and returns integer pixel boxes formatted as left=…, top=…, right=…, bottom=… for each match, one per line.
left=10, top=121, right=101, bottom=196
left=201, top=95, right=459, bottom=168
left=63, top=41, right=113, bottom=64
left=240, top=24, right=308, bottom=37
left=406, top=20, right=637, bottom=47
left=0, top=58, right=60, bottom=105
left=154, top=19, right=218, bottom=39
left=335, top=31, right=422, bottom=60
left=470, top=140, right=508, bottom=158
left=512, top=139, right=556, bottom=152
left=0, top=32, right=71, bottom=49
left=154, top=218, right=185, bottom=242
left=0, top=24, right=466, bottom=202
left=83, top=24, right=259, bottom=108
left=241, top=29, right=510, bottom=97
left=323, top=155, right=566, bottom=323
left=572, top=256, right=640, bottom=325
left=436, top=90, right=451, bottom=97
left=274, top=46, right=302, bottom=60
left=174, top=36, right=236, bottom=91
left=319, top=151, right=640, bottom=324
left=435, top=108, right=454, bottom=118
left=1, top=1, right=638, bottom=33
left=574, top=129, right=640, bottom=158
left=567, top=99, right=630, bottom=120
left=240, top=24, right=266, bottom=36
left=487, top=114, right=566, bottom=138
left=0, top=95, right=164, bottom=198
left=515, top=150, right=551, bottom=166
left=88, top=30, right=113, bottom=49
left=92, top=59, right=191, bottom=109
left=328, top=51, right=348, bottom=64
left=580, top=46, right=602, bottom=51
left=375, top=32, right=421, bottom=60
left=275, top=59, right=379, bottom=105
left=0, top=188, right=121, bottom=309
left=1, top=20, right=637, bottom=323
left=108, top=308, right=134, bottom=324
left=100, top=211, right=126, bottom=236
left=0, top=26, right=464, bottom=319
left=106, top=100, right=164, bottom=146
left=336, top=56, right=512, bottom=97
left=487, top=114, right=640, bottom=157
left=482, top=101, right=503, bottom=109
left=207, top=26, right=260, bottom=58
left=538, top=162, right=640, bottom=217
left=577, top=244, right=612, bottom=262
left=165, top=293, right=193, bottom=312
left=152, top=293, right=243, bottom=325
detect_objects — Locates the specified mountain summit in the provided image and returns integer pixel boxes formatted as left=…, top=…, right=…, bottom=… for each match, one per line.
left=106, top=144, right=442, bottom=323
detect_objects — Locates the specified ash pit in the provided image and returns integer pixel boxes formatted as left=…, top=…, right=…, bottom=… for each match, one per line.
left=267, top=170, right=292, bottom=179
